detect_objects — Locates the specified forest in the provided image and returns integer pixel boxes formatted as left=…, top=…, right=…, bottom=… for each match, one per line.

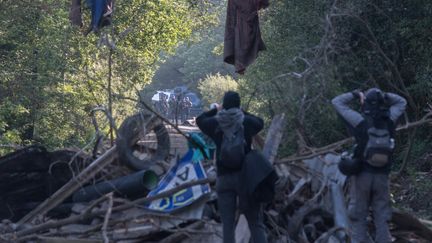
left=0, top=0, right=431, bottom=242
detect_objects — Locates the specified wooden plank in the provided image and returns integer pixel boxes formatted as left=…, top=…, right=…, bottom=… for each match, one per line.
left=112, top=225, right=156, bottom=240
left=330, top=182, right=349, bottom=241
left=159, top=221, right=205, bottom=243
left=262, top=113, right=286, bottom=165
left=38, top=237, right=102, bottom=243
left=14, top=178, right=214, bottom=238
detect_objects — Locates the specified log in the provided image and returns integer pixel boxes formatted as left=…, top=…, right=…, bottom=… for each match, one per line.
left=278, top=113, right=432, bottom=164
left=37, top=236, right=102, bottom=243
left=285, top=178, right=309, bottom=206
left=392, top=210, right=432, bottom=240
left=12, top=178, right=214, bottom=238
left=159, top=221, right=205, bottom=243
left=329, top=182, right=349, bottom=241
left=111, top=224, right=157, bottom=240
left=262, top=113, right=286, bottom=164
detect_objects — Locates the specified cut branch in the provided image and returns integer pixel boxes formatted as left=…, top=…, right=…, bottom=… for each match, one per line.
left=12, top=177, right=214, bottom=238
left=278, top=112, right=432, bottom=163
left=17, top=146, right=118, bottom=225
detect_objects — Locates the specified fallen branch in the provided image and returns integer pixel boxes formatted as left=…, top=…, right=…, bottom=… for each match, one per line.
left=10, top=177, right=214, bottom=239
left=17, top=146, right=118, bottom=226
left=102, top=193, right=114, bottom=243
left=159, top=221, right=205, bottom=243
left=392, top=209, right=432, bottom=240
left=277, top=138, right=353, bottom=163
left=396, top=127, right=417, bottom=175
left=263, top=113, right=286, bottom=165
left=278, top=113, right=432, bottom=163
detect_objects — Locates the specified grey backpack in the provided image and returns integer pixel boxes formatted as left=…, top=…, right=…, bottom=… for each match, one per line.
left=363, top=126, right=395, bottom=167
left=219, top=126, right=246, bottom=170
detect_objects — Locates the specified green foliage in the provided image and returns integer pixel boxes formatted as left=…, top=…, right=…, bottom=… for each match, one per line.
left=234, top=0, right=339, bottom=155
left=197, top=73, right=239, bottom=106
left=231, top=0, right=432, bottom=157
left=1, top=0, right=431, bottom=173
left=147, top=0, right=234, bottom=97
left=0, top=0, right=211, bottom=153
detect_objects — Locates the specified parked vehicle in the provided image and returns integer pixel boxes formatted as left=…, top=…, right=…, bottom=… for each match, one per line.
left=151, top=90, right=174, bottom=103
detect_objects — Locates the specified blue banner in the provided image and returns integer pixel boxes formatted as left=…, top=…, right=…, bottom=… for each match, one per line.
left=146, top=133, right=211, bottom=212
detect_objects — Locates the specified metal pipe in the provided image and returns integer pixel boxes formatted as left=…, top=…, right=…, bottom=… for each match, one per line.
left=72, top=170, right=158, bottom=202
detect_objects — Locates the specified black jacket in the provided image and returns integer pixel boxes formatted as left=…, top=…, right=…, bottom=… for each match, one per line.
left=196, top=108, right=264, bottom=176
left=332, top=92, right=407, bottom=174
left=239, top=150, right=278, bottom=209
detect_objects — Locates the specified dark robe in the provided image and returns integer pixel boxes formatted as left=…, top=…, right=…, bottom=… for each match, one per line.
left=223, top=0, right=269, bottom=74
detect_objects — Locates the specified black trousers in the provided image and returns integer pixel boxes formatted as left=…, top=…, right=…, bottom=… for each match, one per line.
left=216, top=172, right=267, bottom=243
left=348, top=171, right=392, bottom=243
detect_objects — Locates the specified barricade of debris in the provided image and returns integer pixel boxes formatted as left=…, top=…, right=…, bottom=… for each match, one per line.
left=0, top=112, right=431, bottom=243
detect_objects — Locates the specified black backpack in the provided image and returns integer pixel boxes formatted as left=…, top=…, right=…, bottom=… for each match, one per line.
left=218, top=125, right=246, bottom=169
left=363, top=122, right=395, bottom=167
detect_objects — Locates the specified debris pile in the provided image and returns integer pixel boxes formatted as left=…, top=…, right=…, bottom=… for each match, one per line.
left=0, top=113, right=431, bottom=243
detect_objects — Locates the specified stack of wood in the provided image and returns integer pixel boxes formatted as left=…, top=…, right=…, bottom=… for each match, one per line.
left=266, top=154, right=432, bottom=242
left=0, top=113, right=431, bottom=243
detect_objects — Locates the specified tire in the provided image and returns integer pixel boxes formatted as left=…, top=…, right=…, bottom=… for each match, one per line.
left=116, top=112, right=170, bottom=171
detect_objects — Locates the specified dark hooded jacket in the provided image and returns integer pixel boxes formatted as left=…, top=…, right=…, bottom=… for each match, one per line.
left=332, top=91, right=406, bottom=174
left=239, top=150, right=278, bottom=209
left=196, top=108, right=263, bottom=176
left=223, top=0, right=269, bottom=74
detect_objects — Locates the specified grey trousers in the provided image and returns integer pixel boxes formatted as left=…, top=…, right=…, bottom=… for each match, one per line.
left=348, top=171, right=392, bottom=243
left=216, top=172, right=267, bottom=243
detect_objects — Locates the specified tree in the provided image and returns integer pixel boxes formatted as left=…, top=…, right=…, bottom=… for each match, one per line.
left=0, top=0, right=213, bottom=152
left=145, top=0, right=232, bottom=99
left=198, top=73, right=239, bottom=106
left=237, top=0, right=432, bottom=159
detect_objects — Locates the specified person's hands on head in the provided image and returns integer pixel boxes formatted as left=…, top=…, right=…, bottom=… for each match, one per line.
left=352, top=89, right=365, bottom=105
left=217, top=103, right=223, bottom=111
left=359, top=91, right=365, bottom=105
left=210, top=103, right=222, bottom=111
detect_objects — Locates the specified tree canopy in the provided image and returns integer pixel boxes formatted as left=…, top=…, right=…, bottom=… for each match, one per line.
left=1, top=0, right=431, bottom=180
left=0, top=0, right=214, bottom=151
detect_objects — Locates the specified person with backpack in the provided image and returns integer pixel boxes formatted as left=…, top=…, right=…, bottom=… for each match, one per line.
left=332, top=88, right=406, bottom=243
left=196, top=91, right=267, bottom=243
